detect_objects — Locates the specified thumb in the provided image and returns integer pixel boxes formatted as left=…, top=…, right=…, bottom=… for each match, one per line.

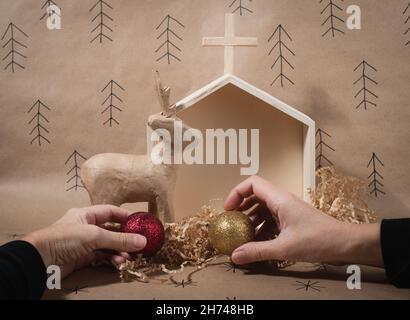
left=95, top=229, right=147, bottom=253
left=231, top=240, right=283, bottom=265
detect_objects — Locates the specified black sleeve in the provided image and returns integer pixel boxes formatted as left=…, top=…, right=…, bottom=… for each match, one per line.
left=0, top=240, right=46, bottom=300
left=380, top=219, right=410, bottom=288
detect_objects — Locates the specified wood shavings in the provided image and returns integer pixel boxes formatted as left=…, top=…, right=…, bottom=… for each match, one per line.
left=119, top=206, right=219, bottom=281
left=309, top=166, right=377, bottom=224
left=119, top=166, right=377, bottom=281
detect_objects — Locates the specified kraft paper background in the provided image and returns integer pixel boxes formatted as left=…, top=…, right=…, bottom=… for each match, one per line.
left=0, top=0, right=409, bottom=299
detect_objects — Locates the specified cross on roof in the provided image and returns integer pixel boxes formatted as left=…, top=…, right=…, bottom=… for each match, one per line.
left=202, top=13, right=257, bottom=74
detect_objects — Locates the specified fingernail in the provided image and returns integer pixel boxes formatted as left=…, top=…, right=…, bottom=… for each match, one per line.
left=231, top=248, right=245, bottom=265
left=120, top=252, right=130, bottom=259
left=134, top=235, right=147, bottom=249
left=224, top=204, right=234, bottom=211
left=112, top=256, right=126, bottom=265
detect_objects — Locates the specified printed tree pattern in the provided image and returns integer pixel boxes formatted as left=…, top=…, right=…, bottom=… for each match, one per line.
left=62, top=286, right=88, bottom=295
left=169, top=276, right=197, bottom=288
left=404, top=2, right=410, bottom=46
left=354, top=60, right=378, bottom=110
left=1, top=23, right=28, bottom=72
left=90, top=0, right=114, bottom=44
left=101, top=80, right=125, bottom=127
left=28, top=100, right=51, bottom=146
left=315, top=128, right=335, bottom=169
left=319, top=0, right=345, bottom=38
left=65, top=150, right=87, bottom=192
left=367, top=152, right=385, bottom=197
left=228, top=0, right=253, bottom=16
left=40, top=0, right=60, bottom=21
left=155, top=15, right=184, bottom=64
left=294, top=280, right=325, bottom=292
left=223, top=262, right=236, bottom=273
left=268, top=24, right=295, bottom=87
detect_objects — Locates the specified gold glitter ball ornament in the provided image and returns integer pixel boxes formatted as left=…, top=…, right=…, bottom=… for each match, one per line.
left=209, top=211, right=255, bottom=255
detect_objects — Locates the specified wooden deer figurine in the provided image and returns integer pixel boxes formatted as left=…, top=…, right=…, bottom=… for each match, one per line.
left=81, top=71, right=183, bottom=222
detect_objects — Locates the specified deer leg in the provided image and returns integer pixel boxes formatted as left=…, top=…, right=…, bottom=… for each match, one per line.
left=87, top=182, right=126, bottom=207
left=166, top=193, right=175, bottom=223
left=90, top=192, right=123, bottom=207
left=148, top=200, right=158, bottom=216
left=155, top=192, right=174, bottom=223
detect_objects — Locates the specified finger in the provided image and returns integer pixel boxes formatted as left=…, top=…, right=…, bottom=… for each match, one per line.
left=96, top=249, right=131, bottom=260
left=247, top=204, right=272, bottom=227
left=255, top=219, right=279, bottom=242
left=101, top=223, right=122, bottom=232
left=231, top=239, right=284, bottom=265
left=110, top=255, right=127, bottom=265
left=118, top=251, right=131, bottom=259
left=91, top=251, right=128, bottom=266
left=238, top=195, right=259, bottom=211
left=224, top=176, right=281, bottom=212
left=95, top=229, right=147, bottom=253
left=88, top=252, right=126, bottom=267
left=82, top=205, right=131, bottom=225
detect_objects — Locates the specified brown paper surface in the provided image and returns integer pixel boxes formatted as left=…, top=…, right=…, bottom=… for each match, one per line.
left=0, top=0, right=409, bottom=299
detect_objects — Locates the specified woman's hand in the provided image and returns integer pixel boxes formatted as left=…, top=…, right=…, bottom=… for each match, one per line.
left=23, top=205, right=146, bottom=278
left=225, top=176, right=383, bottom=267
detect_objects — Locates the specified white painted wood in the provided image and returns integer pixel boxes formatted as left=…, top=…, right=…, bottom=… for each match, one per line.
left=175, top=73, right=316, bottom=202
left=303, top=124, right=316, bottom=201
left=202, top=37, right=258, bottom=46
left=176, top=74, right=314, bottom=128
left=202, top=13, right=257, bottom=74
left=224, top=13, right=235, bottom=74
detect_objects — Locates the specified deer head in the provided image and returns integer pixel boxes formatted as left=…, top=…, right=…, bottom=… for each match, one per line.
left=148, top=113, right=191, bottom=135
left=148, top=71, right=192, bottom=151
left=147, top=113, right=177, bottom=132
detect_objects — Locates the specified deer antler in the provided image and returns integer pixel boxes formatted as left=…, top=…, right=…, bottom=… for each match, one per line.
left=153, top=70, right=176, bottom=117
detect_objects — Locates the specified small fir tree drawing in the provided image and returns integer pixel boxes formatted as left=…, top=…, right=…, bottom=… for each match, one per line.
left=228, top=0, right=253, bottom=16
left=100, top=80, right=125, bottom=127
left=28, top=100, right=51, bottom=146
left=65, top=150, right=87, bottom=192
left=1, top=23, right=28, bottom=72
left=319, top=0, right=345, bottom=38
left=367, top=152, right=386, bottom=197
left=353, top=60, right=378, bottom=110
left=268, top=24, right=295, bottom=87
left=404, top=2, right=410, bottom=46
left=315, top=128, right=335, bottom=169
left=40, top=0, right=60, bottom=21
left=155, top=15, right=184, bottom=64
left=90, top=0, right=114, bottom=44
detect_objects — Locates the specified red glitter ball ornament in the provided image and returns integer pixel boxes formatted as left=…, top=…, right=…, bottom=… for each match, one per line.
left=121, top=212, right=165, bottom=257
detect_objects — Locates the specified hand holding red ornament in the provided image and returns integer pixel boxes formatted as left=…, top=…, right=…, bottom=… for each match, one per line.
left=121, top=212, right=165, bottom=256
